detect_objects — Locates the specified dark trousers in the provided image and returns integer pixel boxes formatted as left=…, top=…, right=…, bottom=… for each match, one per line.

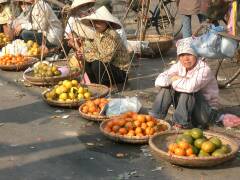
left=150, top=87, right=219, bottom=128
left=20, top=30, right=56, bottom=48
left=84, top=61, right=127, bottom=87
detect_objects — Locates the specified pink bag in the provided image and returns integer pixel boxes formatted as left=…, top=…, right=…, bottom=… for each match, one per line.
left=223, top=114, right=240, bottom=128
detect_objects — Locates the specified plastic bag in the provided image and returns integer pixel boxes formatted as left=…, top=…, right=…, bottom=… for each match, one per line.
left=191, top=25, right=238, bottom=59
left=106, top=97, right=142, bottom=116
left=191, top=25, right=224, bottom=59
left=222, top=114, right=240, bottom=128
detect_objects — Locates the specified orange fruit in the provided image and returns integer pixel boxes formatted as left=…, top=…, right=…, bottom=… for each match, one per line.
left=145, top=127, right=151, bottom=135
left=127, top=130, right=135, bottom=136
left=137, top=115, right=145, bottom=123
left=104, top=126, right=111, bottom=133
left=133, top=120, right=141, bottom=127
left=186, top=147, right=194, bottom=156
left=112, top=125, right=120, bottom=133
left=168, top=143, right=179, bottom=153
left=106, top=121, right=114, bottom=129
left=145, top=115, right=153, bottom=121
left=178, top=141, right=190, bottom=150
left=135, top=127, right=142, bottom=134
left=136, top=133, right=144, bottom=137
left=93, top=99, right=101, bottom=105
left=147, top=121, right=155, bottom=128
left=82, top=106, right=89, bottom=113
left=141, top=122, right=147, bottom=130
left=118, top=119, right=126, bottom=127
left=88, top=106, right=96, bottom=113
left=148, top=128, right=155, bottom=135
left=174, top=148, right=186, bottom=156
left=119, top=128, right=128, bottom=135
left=125, top=121, right=134, bottom=130
left=132, top=114, right=138, bottom=121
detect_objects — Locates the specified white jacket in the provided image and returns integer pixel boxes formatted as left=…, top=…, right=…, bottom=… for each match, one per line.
left=16, top=0, right=63, bottom=46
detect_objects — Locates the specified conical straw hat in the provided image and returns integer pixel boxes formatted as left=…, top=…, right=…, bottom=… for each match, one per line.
left=80, top=6, right=121, bottom=29
left=13, top=0, right=33, bottom=3
left=0, top=0, right=9, bottom=4
left=70, top=0, right=96, bottom=11
left=72, top=19, right=96, bottom=39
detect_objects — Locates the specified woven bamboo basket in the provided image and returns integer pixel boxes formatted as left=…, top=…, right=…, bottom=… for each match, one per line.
left=23, top=70, right=81, bottom=86
left=100, top=119, right=171, bottom=144
left=42, top=83, right=109, bottom=108
left=0, top=57, right=38, bottom=71
left=127, top=34, right=173, bottom=56
left=149, top=130, right=239, bottom=167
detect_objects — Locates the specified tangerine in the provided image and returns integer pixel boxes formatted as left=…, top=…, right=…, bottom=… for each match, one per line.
left=119, top=128, right=128, bottom=135
left=174, top=148, right=186, bottom=156
left=178, top=141, right=190, bottom=150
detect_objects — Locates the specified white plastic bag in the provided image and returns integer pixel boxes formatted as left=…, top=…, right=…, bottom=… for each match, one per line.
left=106, top=97, right=142, bottom=116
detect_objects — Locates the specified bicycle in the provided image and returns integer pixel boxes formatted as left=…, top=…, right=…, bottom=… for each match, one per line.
left=193, top=0, right=240, bottom=88
left=125, top=0, right=182, bottom=37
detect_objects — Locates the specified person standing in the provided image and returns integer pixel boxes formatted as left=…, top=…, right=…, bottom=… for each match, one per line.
left=177, top=0, right=206, bottom=38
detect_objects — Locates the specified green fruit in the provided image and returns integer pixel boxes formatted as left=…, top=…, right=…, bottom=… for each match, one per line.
left=212, top=149, right=226, bottom=157
left=78, top=93, right=84, bottom=100
left=198, top=150, right=210, bottom=157
left=209, top=137, right=222, bottom=149
left=176, top=134, right=193, bottom=145
left=201, top=141, right=216, bottom=153
left=55, top=87, right=62, bottom=95
left=84, top=92, right=91, bottom=99
left=183, top=130, right=192, bottom=136
left=194, top=138, right=207, bottom=149
left=192, top=146, right=199, bottom=154
left=220, top=145, right=231, bottom=154
left=191, top=128, right=203, bottom=139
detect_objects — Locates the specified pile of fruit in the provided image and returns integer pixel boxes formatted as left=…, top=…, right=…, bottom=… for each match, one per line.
left=1, top=39, right=40, bottom=56
left=45, top=80, right=92, bottom=103
left=33, top=62, right=61, bottom=77
left=168, top=128, right=231, bottom=157
left=103, top=112, right=168, bottom=137
left=0, top=54, right=28, bottom=66
left=81, top=98, right=109, bottom=116
left=0, top=33, right=10, bottom=47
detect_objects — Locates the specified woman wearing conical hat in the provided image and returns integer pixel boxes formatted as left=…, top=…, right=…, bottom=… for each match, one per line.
left=11, top=0, right=63, bottom=50
left=76, top=6, right=130, bottom=88
left=63, top=0, right=96, bottom=56
left=0, top=0, right=13, bottom=34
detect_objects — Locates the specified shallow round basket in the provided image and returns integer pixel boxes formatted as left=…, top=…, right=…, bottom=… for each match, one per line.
left=100, top=119, right=171, bottom=144
left=42, top=83, right=109, bottom=108
left=0, top=57, right=38, bottom=71
left=23, top=70, right=81, bottom=86
left=127, top=34, right=173, bottom=56
left=149, top=130, right=239, bottom=167
left=79, top=101, right=116, bottom=122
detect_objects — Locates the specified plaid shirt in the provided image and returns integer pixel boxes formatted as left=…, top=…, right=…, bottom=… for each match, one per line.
left=82, top=29, right=130, bottom=71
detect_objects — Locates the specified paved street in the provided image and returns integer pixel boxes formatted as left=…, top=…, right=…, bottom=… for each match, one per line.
left=0, top=1, right=240, bottom=179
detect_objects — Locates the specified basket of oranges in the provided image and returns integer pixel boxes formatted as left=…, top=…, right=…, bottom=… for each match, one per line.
left=0, top=54, right=38, bottom=71
left=79, top=98, right=116, bottom=121
left=149, top=130, right=239, bottom=167
left=100, top=112, right=171, bottom=144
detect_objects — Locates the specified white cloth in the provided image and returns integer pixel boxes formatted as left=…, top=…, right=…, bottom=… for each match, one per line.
left=15, top=0, right=63, bottom=46
left=155, top=59, right=219, bottom=108
left=176, top=37, right=197, bottom=56
left=65, top=16, right=80, bottom=38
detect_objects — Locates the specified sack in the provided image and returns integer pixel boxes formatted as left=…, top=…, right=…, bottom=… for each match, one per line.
left=200, top=0, right=230, bottom=20
left=105, top=97, right=142, bottom=116
left=223, top=114, right=240, bottom=127
left=191, top=25, right=238, bottom=59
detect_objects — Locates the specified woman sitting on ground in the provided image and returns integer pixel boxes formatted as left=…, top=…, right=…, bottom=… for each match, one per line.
left=11, top=0, right=63, bottom=51
left=76, top=6, right=130, bottom=88
left=149, top=37, right=220, bottom=129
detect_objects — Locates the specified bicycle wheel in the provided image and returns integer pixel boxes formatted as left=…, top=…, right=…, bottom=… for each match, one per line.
left=155, top=0, right=182, bottom=37
left=214, top=52, right=240, bottom=88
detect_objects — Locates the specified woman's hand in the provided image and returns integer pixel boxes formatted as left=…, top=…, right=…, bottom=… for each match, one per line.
left=14, top=24, right=22, bottom=36
left=171, top=75, right=181, bottom=82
